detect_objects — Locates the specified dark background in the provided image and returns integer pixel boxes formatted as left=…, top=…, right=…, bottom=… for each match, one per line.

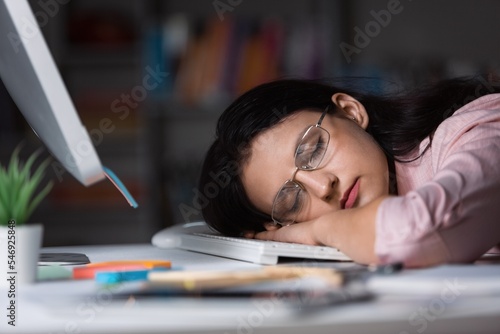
left=1, top=0, right=499, bottom=246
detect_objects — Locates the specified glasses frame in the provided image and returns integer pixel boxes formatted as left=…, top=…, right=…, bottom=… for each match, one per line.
left=271, top=106, right=331, bottom=226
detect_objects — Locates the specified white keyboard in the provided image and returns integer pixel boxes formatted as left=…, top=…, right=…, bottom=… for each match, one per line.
left=152, top=221, right=351, bottom=265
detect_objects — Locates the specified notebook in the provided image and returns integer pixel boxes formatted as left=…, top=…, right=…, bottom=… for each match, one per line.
left=151, top=221, right=351, bottom=265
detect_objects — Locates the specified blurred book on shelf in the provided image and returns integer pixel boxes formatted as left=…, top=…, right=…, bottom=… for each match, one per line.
left=143, top=15, right=328, bottom=110
left=72, top=91, right=143, bottom=137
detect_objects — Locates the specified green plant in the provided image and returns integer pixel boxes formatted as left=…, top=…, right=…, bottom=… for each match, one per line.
left=0, top=146, right=53, bottom=226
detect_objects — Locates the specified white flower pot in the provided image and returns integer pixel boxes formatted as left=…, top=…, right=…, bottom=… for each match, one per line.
left=0, top=223, right=43, bottom=286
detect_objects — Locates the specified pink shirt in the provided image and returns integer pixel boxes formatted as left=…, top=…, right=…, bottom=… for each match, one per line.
left=375, top=93, right=500, bottom=267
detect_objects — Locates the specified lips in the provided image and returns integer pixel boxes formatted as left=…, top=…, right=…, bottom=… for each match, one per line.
left=340, top=179, right=360, bottom=209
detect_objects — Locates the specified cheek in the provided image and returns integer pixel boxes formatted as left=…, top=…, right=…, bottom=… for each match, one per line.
left=332, top=131, right=389, bottom=193
left=299, top=201, right=337, bottom=222
left=346, top=130, right=386, bottom=168
left=353, top=135, right=390, bottom=200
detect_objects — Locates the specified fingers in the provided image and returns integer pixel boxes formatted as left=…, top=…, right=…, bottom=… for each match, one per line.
left=263, top=222, right=280, bottom=231
left=243, top=222, right=280, bottom=239
left=254, top=230, right=276, bottom=241
left=255, top=222, right=317, bottom=245
left=243, top=231, right=256, bottom=239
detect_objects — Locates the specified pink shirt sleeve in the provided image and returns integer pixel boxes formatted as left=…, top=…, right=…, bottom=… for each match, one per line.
left=375, top=95, right=500, bottom=267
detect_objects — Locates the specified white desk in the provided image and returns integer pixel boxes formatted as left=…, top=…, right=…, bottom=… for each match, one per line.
left=1, top=244, right=500, bottom=334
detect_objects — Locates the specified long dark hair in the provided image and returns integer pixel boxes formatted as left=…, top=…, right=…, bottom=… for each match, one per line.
left=198, top=76, right=500, bottom=236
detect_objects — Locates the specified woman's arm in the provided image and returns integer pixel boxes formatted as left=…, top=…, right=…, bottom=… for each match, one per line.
left=375, top=104, right=500, bottom=267
left=254, top=195, right=391, bottom=265
left=256, top=97, right=500, bottom=268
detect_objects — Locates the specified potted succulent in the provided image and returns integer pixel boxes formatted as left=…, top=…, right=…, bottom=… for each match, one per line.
left=0, top=146, right=53, bottom=285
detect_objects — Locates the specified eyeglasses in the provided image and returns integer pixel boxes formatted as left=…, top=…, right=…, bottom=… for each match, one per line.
left=271, top=106, right=331, bottom=226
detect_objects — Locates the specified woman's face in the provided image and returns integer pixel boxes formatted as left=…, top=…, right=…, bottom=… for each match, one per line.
left=241, top=94, right=389, bottom=226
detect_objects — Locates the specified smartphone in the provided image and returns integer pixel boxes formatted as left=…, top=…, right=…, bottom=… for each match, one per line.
left=38, top=253, right=90, bottom=266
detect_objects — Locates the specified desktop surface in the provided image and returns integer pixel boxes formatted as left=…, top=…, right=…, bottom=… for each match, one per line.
left=1, top=243, right=500, bottom=334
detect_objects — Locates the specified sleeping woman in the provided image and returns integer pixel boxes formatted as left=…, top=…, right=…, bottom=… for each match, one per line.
left=198, top=77, right=500, bottom=267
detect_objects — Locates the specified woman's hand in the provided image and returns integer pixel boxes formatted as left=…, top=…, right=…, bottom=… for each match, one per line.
left=253, top=220, right=319, bottom=246
left=252, top=195, right=391, bottom=265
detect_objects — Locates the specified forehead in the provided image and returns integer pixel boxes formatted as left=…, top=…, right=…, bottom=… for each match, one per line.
left=241, top=110, right=323, bottom=213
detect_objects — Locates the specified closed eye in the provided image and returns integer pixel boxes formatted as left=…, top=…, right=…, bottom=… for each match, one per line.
left=288, top=189, right=303, bottom=214
left=310, top=137, right=325, bottom=161
left=275, top=184, right=304, bottom=221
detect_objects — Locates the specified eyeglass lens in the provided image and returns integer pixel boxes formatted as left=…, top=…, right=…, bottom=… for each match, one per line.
left=272, top=125, right=330, bottom=224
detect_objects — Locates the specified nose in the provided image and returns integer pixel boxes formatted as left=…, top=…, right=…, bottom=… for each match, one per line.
left=294, top=169, right=337, bottom=201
